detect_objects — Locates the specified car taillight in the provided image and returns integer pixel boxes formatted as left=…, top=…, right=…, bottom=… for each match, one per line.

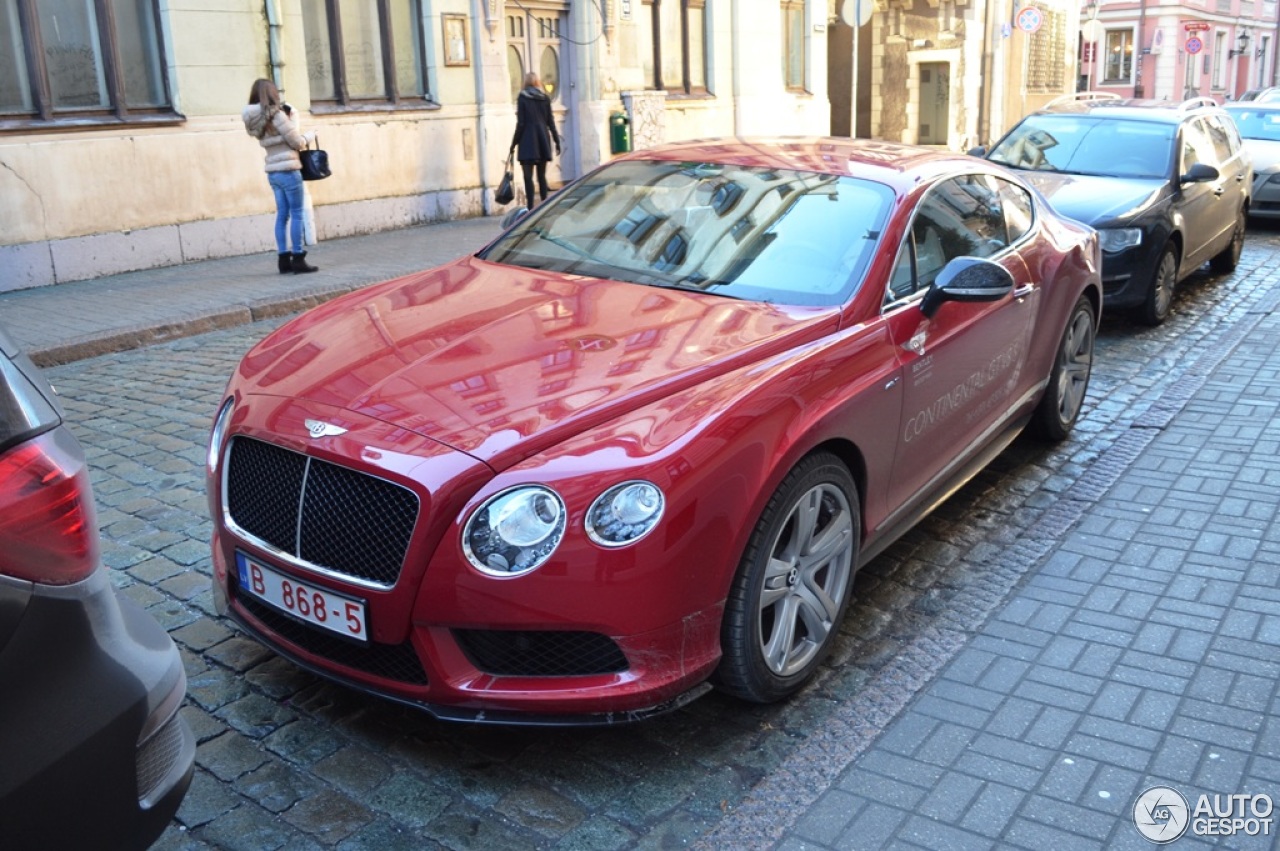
left=0, top=430, right=99, bottom=585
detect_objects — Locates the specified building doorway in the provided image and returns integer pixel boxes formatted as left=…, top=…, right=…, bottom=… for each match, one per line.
left=506, top=2, right=573, bottom=182
left=918, top=62, right=950, bottom=145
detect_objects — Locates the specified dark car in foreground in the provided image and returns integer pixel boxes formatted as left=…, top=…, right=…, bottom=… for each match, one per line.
left=208, top=138, right=1101, bottom=724
left=0, top=326, right=194, bottom=849
left=1223, top=102, right=1280, bottom=219
left=979, top=94, right=1249, bottom=325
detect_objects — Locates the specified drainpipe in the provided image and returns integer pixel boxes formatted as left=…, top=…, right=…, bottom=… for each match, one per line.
left=265, top=0, right=284, bottom=88
left=732, top=0, right=744, bottom=134
left=1134, top=0, right=1147, bottom=97
left=472, top=0, right=493, bottom=216
left=978, top=0, right=995, bottom=144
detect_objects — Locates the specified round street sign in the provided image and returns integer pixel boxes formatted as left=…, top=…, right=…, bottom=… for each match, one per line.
left=840, top=0, right=873, bottom=27
left=1186, top=36, right=1203, bottom=54
left=1016, top=6, right=1044, bottom=34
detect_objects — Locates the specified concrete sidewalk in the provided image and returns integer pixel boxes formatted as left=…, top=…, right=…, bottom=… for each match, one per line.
left=0, top=216, right=503, bottom=366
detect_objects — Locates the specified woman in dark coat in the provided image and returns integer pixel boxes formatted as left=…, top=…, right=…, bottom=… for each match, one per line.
left=510, top=72, right=561, bottom=208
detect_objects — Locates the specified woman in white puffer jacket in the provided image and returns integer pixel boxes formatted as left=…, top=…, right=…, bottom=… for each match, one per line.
left=242, top=78, right=318, bottom=274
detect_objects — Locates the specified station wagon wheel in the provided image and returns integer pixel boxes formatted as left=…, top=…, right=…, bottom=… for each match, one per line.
left=1033, top=294, right=1095, bottom=442
left=1209, top=207, right=1246, bottom=274
left=1135, top=242, right=1178, bottom=326
left=715, top=452, right=859, bottom=703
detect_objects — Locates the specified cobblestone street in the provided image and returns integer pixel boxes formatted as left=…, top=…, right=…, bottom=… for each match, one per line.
left=32, top=226, right=1280, bottom=850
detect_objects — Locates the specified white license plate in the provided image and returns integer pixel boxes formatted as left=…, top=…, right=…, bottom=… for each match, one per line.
left=236, top=553, right=368, bottom=642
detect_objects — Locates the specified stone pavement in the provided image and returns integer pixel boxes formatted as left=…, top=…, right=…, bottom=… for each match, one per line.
left=2, top=219, right=1278, bottom=850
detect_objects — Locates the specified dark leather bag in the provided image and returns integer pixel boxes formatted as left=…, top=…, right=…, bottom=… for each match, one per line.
left=300, top=135, right=331, bottom=181
left=495, top=152, right=515, bottom=205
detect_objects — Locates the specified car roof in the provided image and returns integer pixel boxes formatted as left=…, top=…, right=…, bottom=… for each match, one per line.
left=1033, top=93, right=1225, bottom=124
left=617, top=137, right=996, bottom=192
left=1224, top=101, right=1280, bottom=111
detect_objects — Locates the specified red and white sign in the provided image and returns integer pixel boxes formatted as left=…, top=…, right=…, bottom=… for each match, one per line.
left=1183, top=21, right=1210, bottom=32
left=1016, top=6, right=1044, bottom=33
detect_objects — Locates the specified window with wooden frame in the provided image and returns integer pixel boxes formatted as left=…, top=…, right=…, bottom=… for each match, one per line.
left=0, top=0, right=176, bottom=130
left=301, top=0, right=433, bottom=110
left=639, top=0, right=707, bottom=95
left=1102, top=29, right=1134, bottom=84
left=782, top=1, right=806, bottom=92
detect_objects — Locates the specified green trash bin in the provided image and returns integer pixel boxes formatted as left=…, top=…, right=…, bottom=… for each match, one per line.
left=610, top=111, right=631, bottom=154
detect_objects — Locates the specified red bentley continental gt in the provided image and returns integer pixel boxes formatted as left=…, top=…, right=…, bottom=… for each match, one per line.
left=207, top=139, right=1101, bottom=723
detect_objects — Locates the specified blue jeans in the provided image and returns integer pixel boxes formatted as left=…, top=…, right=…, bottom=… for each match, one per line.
left=267, top=169, right=306, bottom=254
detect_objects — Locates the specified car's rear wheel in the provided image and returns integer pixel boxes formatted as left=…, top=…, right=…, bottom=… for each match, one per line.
left=1032, top=295, right=1095, bottom=442
left=1134, top=242, right=1178, bottom=326
left=1209, top=207, right=1246, bottom=274
left=715, top=453, right=858, bottom=703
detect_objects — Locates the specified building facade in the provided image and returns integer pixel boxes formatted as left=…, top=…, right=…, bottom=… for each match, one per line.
left=1, top=0, right=1078, bottom=292
left=1078, top=0, right=1279, bottom=100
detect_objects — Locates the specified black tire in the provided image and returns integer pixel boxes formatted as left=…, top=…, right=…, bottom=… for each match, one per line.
left=1134, top=242, right=1178, bottom=326
left=1032, top=295, right=1095, bottom=442
left=1209, top=208, right=1245, bottom=274
left=714, top=452, right=859, bottom=703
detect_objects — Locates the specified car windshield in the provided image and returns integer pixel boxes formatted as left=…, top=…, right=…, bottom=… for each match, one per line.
left=1225, top=107, right=1280, bottom=142
left=988, top=115, right=1174, bottom=179
left=478, top=159, right=894, bottom=306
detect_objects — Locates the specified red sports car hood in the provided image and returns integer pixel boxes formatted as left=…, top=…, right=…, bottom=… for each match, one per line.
left=233, top=256, right=837, bottom=466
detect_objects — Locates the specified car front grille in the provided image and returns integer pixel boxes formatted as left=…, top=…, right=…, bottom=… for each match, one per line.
left=136, top=713, right=187, bottom=803
left=224, top=436, right=419, bottom=587
left=236, top=591, right=429, bottom=685
left=454, top=629, right=629, bottom=676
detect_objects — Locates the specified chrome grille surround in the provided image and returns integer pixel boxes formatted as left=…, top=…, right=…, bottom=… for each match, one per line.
left=222, top=436, right=420, bottom=589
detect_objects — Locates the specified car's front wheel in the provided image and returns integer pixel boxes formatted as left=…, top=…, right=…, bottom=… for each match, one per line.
left=1032, top=294, right=1096, bottom=442
left=715, top=453, right=859, bottom=703
left=1209, top=207, right=1246, bottom=274
left=1134, top=242, right=1178, bottom=326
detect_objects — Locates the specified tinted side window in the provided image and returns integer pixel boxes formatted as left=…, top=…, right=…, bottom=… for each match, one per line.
left=996, top=178, right=1035, bottom=244
left=1202, top=116, right=1235, bottom=163
left=1205, top=114, right=1241, bottom=160
left=886, top=176, right=1007, bottom=305
left=1181, top=120, right=1217, bottom=170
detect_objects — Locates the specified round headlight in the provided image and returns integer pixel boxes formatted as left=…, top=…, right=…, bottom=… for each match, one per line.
left=463, top=486, right=566, bottom=576
left=586, top=481, right=665, bottom=547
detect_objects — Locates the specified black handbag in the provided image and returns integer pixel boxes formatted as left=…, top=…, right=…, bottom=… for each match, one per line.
left=495, top=152, right=515, bottom=205
left=299, top=135, right=331, bottom=181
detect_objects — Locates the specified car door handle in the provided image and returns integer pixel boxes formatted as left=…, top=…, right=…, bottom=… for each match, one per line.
left=1012, top=283, right=1035, bottom=299
left=1214, top=186, right=1226, bottom=196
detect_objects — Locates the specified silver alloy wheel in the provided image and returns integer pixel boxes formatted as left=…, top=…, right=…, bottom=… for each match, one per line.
left=755, top=482, right=854, bottom=677
left=1054, top=306, right=1094, bottom=425
left=1152, top=249, right=1176, bottom=320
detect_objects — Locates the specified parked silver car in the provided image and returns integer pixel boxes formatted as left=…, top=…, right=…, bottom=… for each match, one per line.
left=1224, top=102, right=1280, bottom=219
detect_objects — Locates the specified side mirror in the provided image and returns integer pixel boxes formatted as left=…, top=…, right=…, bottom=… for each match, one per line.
left=1181, top=162, right=1220, bottom=184
left=920, top=257, right=1016, bottom=318
left=501, top=206, right=530, bottom=229
left=967, top=145, right=988, bottom=158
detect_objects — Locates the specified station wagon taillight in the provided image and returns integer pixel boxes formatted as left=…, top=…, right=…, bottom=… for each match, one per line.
left=0, top=431, right=99, bottom=585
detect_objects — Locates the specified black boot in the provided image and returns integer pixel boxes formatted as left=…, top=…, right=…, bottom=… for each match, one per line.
left=278, top=253, right=291, bottom=274
left=290, top=252, right=318, bottom=274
